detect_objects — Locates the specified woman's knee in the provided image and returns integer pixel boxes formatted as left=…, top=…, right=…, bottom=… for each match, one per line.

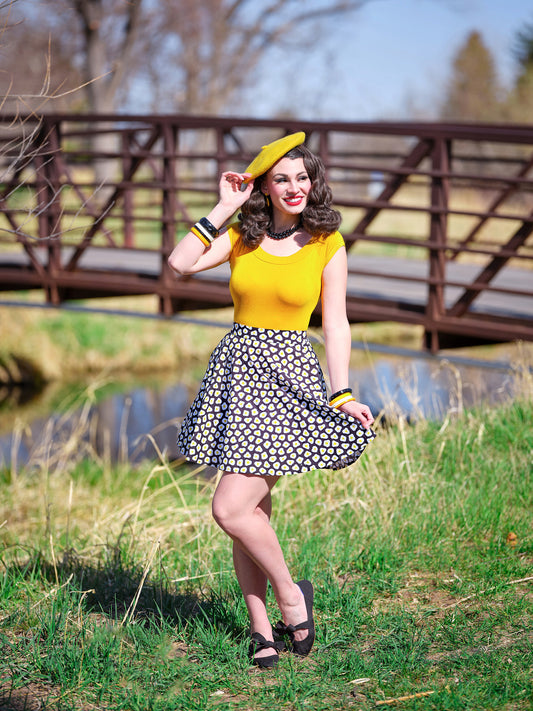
left=212, top=501, right=269, bottom=539
left=211, top=495, right=233, bottom=532
left=211, top=471, right=275, bottom=533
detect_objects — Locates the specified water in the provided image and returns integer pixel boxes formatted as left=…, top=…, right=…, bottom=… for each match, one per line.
left=0, top=378, right=192, bottom=469
left=0, top=352, right=525, bottom=469
left=356, top=356, right=518, bottom=422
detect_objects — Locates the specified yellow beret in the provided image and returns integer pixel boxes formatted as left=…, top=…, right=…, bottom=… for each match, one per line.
left=243, top=131, right=305, bottom=183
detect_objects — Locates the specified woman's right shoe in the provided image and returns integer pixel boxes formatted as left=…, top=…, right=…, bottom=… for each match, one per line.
left=248, top=632, right=284, bottom=669
left=274, top=579, right=315, bottom=657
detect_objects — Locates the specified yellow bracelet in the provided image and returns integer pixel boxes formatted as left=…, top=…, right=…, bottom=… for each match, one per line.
left=330, top=393, right=356, bottom=409
left=191, top=225, right=212, bottom=248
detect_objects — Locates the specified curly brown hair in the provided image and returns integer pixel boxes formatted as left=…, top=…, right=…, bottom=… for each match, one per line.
left=238, top=145, right=341, bottom=247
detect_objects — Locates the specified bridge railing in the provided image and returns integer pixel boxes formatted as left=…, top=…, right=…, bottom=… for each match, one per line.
left=0, top=114, right=532, bottom=350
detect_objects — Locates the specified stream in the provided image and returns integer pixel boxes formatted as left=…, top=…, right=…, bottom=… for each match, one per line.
left=0, top=345, right=524, bottom=470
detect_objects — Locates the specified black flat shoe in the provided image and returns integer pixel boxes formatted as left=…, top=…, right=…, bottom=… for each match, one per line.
left=274, top=579, right=315, bottom=657
left=248, top=632, right=284, bottom=669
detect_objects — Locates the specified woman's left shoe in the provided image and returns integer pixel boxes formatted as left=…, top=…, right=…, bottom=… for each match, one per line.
left=248, top=632, right=284, bottom=669
left=274, top=579, right=315, bottom=657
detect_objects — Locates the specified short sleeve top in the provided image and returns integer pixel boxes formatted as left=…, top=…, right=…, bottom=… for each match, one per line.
left=227, top=223, right=345, bottom=330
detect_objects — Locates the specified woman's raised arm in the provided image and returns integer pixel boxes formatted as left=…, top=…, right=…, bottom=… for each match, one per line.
left=168, top=172, right=253, bottom=275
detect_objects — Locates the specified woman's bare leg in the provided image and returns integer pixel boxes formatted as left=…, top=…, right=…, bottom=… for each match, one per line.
left=233, top=542, right=269, bottom=635
left=212, top=471, right=309, bottom=657
left=232, top=491, right=271, bottom=640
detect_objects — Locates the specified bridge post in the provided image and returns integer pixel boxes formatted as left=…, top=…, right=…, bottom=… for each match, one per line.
left=425, top=137, right=451, bottom=353
left=121, top=131, right=134, bottom=248
left=318, top=129, right=330, bottom=181
left=159, top=122, right=178, bottom=316
left=34, top=117, right=63, bottom=305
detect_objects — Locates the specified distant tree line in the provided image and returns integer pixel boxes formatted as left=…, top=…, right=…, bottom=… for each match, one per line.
left=441, top=23, right=533, bottom=123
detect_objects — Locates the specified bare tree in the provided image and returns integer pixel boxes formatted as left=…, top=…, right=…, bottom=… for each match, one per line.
left=148, top=0, right=372, bottom=114
left=14, top=0, right=370, bottom=115
left=0, top=0, right=97, bottom=245
left=0, top=1, right=82, bottom=113
left=69, top=0, right=143, bottom=114
left=6, top=0, right=372, bottom=191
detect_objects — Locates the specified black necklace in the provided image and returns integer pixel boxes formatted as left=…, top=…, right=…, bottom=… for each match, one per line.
left=266, top=221, right=301, bottom=240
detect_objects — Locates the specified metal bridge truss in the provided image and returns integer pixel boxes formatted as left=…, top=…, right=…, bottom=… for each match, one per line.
left=0, top=114, right=532, bottom=351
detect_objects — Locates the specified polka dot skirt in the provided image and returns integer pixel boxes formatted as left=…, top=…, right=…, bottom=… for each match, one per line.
left=177, top=323, right=375, bottom=476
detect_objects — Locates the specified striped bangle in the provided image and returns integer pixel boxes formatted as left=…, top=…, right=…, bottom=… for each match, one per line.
left=330, top=393, right=356, bottom=409
left=330, top=388, right=352, bottom=402
left=191, top=217, right=220, bottom=246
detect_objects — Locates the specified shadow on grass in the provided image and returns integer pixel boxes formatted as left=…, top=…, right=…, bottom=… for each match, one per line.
left=1, top=536, right=246, bottom=711
left=2, top=538, right=241, bottom=636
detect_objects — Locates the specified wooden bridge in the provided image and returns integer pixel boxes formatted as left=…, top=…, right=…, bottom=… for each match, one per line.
left=0, top=114, right=532, bottom=352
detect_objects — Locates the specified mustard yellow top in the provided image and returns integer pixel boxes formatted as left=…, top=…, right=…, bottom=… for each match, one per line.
left=227, top=224, right=345, bottom=330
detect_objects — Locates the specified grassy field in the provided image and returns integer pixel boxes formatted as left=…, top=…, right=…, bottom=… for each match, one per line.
left=1, top=383, right=532, bottom=709
left=1, top=153, right=531, bottom=707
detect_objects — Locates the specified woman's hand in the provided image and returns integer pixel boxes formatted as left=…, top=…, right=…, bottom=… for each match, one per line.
left=337, top=400, right=375, bottom=429
left=219, top=171, right=254, bottom=211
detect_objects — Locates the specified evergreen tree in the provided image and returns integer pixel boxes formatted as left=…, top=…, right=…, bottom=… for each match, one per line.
left=504, top=18, right=533, bottom=122
left=441, top=31, right=501, bottom=121
left=512, top=18, right=533, bottom=71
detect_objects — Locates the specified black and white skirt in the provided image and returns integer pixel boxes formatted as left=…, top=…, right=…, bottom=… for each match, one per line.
left=177, top=323, right=375, bottom=476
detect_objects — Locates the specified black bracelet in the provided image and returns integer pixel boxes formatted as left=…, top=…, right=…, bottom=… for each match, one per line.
left=198, top=217, right=219, bottom=240
left=329, top=387, right=352, bottom=402
left=191, top=217, right=220, bottom=247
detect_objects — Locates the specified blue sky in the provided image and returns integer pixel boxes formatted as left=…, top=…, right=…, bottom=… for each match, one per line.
left=246, top=0, right=533, bottom=120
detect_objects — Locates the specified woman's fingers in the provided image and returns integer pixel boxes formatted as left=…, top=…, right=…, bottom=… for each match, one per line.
left=221, top=171, right=253, bottom=192
left=339, top=400, right=375, bottom=428
left=218, top=172, right=254, bottom=210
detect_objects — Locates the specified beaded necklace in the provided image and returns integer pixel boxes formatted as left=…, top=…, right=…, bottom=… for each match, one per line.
left=266, top=221, right=301, bottom=240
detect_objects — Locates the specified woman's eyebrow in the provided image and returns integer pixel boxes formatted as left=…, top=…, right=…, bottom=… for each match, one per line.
left=272, top=171, right=308, bottom=178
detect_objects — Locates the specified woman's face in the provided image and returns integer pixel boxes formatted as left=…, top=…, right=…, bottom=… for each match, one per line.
left=263, top=157, right=312, bottom=219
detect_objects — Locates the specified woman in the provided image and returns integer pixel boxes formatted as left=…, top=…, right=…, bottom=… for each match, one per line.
left=168, top=132, right=375, bottom=668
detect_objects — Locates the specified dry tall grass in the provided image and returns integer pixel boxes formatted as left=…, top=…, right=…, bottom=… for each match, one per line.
left=2, top=346, right=530, bottom=585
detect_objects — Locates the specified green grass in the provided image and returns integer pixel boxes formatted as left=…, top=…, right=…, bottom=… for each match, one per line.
left=1, top=396, right=532, bottom=710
